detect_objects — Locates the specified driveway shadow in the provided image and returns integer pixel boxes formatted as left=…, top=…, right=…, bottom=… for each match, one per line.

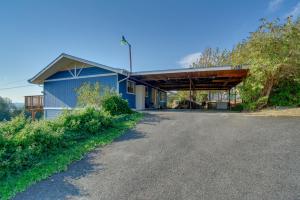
left=115, top=129, right=146, bottom=142
left=138, top=112, right=171, bottom=125
left=14, top=150, right=104, bottom=200
left=14, top=116, right=152, bottom=200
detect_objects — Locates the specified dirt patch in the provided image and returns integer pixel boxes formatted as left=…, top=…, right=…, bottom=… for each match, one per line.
left=245, top=107, right=300, bottom=117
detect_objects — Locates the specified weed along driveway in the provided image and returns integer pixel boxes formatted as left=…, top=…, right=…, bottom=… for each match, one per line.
left=15, top=111, right=300, bottom=200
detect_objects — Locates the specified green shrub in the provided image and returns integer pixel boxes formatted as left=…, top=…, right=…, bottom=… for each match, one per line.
left=0, top=107, right=113, bottom=180
left=269, top=80, right=300, bottom=106
left=101, top=93, right=133, bottom=115
left=231, top=103, right=244, bottom=112
left=0, top=114, right=28, bottom=137
left=58, top=107, right=112, bottom=136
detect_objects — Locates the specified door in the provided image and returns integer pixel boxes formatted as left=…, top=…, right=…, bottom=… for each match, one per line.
left=135, top=85, right=145, bottom=110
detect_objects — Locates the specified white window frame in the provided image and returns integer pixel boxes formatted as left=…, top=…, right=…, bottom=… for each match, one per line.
left=127, top=80, right=136, bottom=94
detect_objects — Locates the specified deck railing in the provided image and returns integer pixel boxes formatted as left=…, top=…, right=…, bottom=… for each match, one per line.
left=25, top=95, right=44, bottom=110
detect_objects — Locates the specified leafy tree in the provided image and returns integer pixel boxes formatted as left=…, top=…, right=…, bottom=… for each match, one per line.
left=75, top=82, right=102, bottom=107
left=0, top=97, right=18, bottom=121
left=231, top=17, right=300, bottom=109
left=191, top=47, right=231, bottom=68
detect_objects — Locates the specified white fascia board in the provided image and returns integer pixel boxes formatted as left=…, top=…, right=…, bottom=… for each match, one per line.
left=44, top=73, right=117, bottom=82
left=132, top=66, right=237, bottom=76
left=29, top=53, right=127, bottom=84
left=61, top=54, right=126, bottom=75
left=29, top=54, right=65, bottom=83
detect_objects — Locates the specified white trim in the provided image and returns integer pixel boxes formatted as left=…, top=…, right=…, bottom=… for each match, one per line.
left=29, top=53, right=127, bottom=84
left=44, top=107, right=72, bottom=110
left=117, top=79, right=120, bottom=94
left=127, top=80, right=136, bottom=95
left=77, top=68, right=83, bottom=76
left=68, top=69, right=75, bottom=77
left=44, top=73, right=117, bottom=82
left=132, top=66, right=246, bottom=76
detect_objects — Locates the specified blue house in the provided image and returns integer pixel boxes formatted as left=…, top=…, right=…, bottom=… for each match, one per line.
left=29, top=53, right=167, bottom=119
left=29, top=53, right=248, bottom=119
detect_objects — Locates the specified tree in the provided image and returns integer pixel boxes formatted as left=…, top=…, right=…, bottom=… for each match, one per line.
left=0, top=96, right=18, bottom=121
left=231, top=17, right=300, bottom=109
left=75, top=82, right=102, bottom=107
left=191, top=47, right=231, bottom=68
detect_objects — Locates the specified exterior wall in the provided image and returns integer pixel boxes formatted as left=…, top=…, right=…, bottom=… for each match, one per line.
left=44, top=75, right=117, bottom=107
left=44, top=109, right=63, bottom=119
left=44, top=66, right=118, bottom=118
left=118, top=75, right=136, bottom=109
left=43, top=67, right=167, bottom=119
left=117, top=74, right=167, bottom=110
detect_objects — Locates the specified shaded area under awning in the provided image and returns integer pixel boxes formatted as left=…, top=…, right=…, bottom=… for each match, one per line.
left=131, top=66, right=249, bottom=91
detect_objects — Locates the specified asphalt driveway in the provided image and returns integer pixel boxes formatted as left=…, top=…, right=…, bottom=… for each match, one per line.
left=14, top=111, right=300, bottom=200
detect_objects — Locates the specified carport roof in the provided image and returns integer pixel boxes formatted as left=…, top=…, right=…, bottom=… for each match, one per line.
left=131, top=66, right=248, bottom=91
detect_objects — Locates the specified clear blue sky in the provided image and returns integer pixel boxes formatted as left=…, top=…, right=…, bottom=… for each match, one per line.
left=0, top=0, right=299, bottom=102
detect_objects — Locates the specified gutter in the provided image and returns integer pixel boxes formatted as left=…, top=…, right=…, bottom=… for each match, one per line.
left=118, top=70, right=130, bottom=84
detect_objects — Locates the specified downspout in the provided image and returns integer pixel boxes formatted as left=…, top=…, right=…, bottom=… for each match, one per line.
left=118, top=71, right=130, bottom=83
left=119, top=37, right=132, bottom=93
left=117, top=70, right=130, bottom=93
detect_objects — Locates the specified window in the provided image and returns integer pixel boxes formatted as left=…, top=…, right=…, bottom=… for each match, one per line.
left=145, top=86, right=148, bottom=97
left=127, top=80, right=135, bottom=94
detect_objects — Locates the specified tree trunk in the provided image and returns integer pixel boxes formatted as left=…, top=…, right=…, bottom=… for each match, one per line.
left=257, top=77, right=274, bottom=110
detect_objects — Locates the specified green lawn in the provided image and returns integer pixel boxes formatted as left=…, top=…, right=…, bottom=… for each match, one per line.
left=0, top=113, right=142, bottom=200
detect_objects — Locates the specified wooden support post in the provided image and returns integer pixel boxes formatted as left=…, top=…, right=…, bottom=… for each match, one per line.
left=234, top=87, right=237, bottom=105
left=228, top=89, right=231, bottom=110
left=31, top=110, right=36, bottom=121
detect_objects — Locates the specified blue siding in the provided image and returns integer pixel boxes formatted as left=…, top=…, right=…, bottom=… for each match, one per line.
left=45, top=109, right=63, bottom=119
left=47, top=71, right=73, bottom=80
left=44, top=75, right=118, bottom=108
left=118, top=75, right=136, bottom=109
left=79, top=67, right=113, bottom=76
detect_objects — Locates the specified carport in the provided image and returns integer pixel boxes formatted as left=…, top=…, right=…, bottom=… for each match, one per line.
left=131, top=66, right=248, bottom=109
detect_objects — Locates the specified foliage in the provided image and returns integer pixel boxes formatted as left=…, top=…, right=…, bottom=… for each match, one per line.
left=0, top=112, right=142, bottom=200
left=231, top=103, right=244, bottom=112
left=101, top=92, right=133, bottom=115
left=167, top=91, right=209, bottom=107
left=75, top=82, right=133, bottom=115
left=269, top=79, right=300, bottom=106
left=75, top=82, right=102, bottom=107
left=0, top=97, right=22, bottom=121
left=0, top=107, right=113, bottom=181
left=231, top=17, right=300, bottom=109
left=191, top=47, right=231, bottom=68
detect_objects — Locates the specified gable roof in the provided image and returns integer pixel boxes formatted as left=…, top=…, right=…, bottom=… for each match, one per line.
left=29, top=53, right=128, bottom=84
